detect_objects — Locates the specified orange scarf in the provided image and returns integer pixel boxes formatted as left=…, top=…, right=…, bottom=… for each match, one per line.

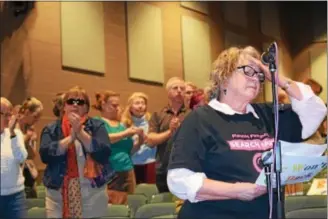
left=61, top=114, right=103, bottom=218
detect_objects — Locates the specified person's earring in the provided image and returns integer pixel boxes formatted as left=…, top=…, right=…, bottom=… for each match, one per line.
left=258, top=72, right=265, bottom=83
left=223, top=89, right=227, bottom=95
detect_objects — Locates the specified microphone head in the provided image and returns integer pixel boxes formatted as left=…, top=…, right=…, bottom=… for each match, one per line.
left=261, top=150, right=273, bottom=165
left=261, top=52, right=269, bottom=65
left=261, top=52, right=275, bottom=65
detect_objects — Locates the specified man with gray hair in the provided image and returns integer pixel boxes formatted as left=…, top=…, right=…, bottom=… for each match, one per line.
left=147, top=77, right=190, bottom=192
left=0, top=97, right=28, bottom=218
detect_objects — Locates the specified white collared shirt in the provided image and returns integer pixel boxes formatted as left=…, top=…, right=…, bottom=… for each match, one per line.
left=167, top=82, right=327, bottom=203
left=207, top=99, right=260, bottom=119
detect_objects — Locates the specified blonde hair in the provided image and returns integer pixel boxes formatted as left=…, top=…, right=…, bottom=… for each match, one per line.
left=121, top=92, right=151, bottom=128
left=185, top=81, right=197, bottom=90
left=207, top=46, right=260, bottom=100
left=92, top=90, right=120, bottom=111
left=17, top=97, right=43, bottom=114
left=165, top=77, right=184, bottom=90
left=63, top=86, right=90, bottom=112
left=0, top=97, right=13, bottom=110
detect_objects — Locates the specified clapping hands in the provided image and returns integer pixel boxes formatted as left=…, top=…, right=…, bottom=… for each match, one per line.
left=68, top=113, right=82, bottom=133
left=169, top=117, right=181, bottom=132
left=126, top=126, right=144, bottom=137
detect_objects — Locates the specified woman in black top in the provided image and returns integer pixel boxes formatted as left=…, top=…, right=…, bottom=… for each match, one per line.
left=167, top=46, right=327, bottom=219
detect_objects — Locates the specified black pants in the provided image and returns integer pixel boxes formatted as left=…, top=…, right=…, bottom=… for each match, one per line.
left=156, top=173, right=169, bottom=193
left=23, top=168, right=37, bottom=198
left=178, top=191, right=286, bottom=219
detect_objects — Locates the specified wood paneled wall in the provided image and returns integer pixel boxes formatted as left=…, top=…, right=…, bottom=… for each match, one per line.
left=1, top=2, right=300, bottom=170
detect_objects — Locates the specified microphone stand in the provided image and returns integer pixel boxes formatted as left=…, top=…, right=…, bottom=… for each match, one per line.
left=262, top=157, right=272, bottom=201
left=269, top=61, right=283, bottom=219
left=264, top=165, right=272, bottom=198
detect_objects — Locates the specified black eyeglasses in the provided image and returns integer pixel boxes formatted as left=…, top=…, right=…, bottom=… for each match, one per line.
left=237, top=65, right=265, bottom=82
left=66, top=98, right=86, bottom=106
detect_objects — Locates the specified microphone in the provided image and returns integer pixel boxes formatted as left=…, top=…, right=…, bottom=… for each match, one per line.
left=261, top=149, right=273, bottom=166
left=261, top=43, right=276, bottom=65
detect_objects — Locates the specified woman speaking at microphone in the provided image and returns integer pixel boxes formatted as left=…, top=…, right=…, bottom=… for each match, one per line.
left=167, top=46, right=327, bottom=219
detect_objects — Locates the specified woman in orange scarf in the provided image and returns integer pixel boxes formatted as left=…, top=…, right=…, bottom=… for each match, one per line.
left=40, top=86, right=114, bottom=218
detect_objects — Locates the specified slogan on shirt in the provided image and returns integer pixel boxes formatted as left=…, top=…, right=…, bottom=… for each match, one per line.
left=228, top=133, right=274, bottom=151
left=227, top=133, right=274, bottom=173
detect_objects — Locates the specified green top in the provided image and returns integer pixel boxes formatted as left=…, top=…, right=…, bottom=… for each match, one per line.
left=94, top=116, right=134, bottom=172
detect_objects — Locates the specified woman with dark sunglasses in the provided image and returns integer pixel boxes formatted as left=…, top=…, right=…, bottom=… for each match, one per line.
left=39, top=86, right=114, bottom=218
left=167, top=46, right=327, bottom=219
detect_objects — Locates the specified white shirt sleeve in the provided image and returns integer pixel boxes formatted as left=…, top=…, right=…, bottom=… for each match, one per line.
left=11, top=129, right=28, bottom=163
left=167, top=168, right=206, bottom=203
left=290, top=82, right=327, bottom=139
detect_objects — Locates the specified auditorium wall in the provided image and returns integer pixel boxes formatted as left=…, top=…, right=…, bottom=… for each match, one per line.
left=1, top=1, right=295, bottom=171
left=280, top=1, right=327, bottom=102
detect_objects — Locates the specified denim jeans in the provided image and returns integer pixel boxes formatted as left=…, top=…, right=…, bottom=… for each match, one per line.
left=0, top=191, right=27, bottom=219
